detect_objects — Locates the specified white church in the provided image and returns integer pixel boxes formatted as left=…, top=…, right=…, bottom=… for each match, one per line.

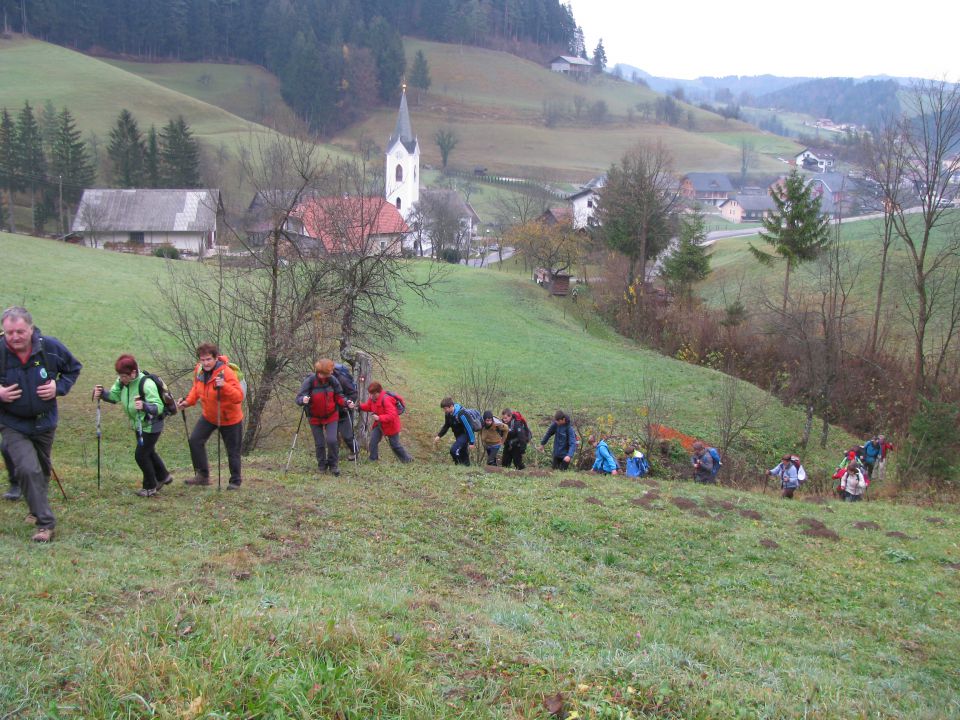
left=385, top=88, right=420, bottom=218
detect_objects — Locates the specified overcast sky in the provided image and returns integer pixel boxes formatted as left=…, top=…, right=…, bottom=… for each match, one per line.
left=565, top=0, right=957, bottom=81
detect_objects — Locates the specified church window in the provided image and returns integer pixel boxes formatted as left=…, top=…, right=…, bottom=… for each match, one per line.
left=395, top=164, right=403, bottom=182
left=396, top=197, right=402, bottom=210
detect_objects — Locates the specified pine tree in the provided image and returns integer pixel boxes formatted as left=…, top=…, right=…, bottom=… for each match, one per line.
left=15, top=102, right=47, bottom=233
left=661, top=209, right=711, bottom=303
left=144, top=125, right=161, bottom=188
left=409, top=49, right=431, bottom=102
left=159, top=116, right=201, bottom=188
left=107, top=109, right=146, bottom=188
left=0, top=108, right=20, bottom=232
left=365, top=16, right=405, bottom=102
left=593, top=38, right=607, bottom=73
left=749, top=170, right=831, bottom=314
left=39, top=100, right=59, bottom=155
left=49, top=107, right=96, bottom=232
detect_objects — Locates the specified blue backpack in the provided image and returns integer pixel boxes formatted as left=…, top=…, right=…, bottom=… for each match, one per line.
left=625, top=454, right=650, bottom=477
left=708, top=447, right=722, bottom=476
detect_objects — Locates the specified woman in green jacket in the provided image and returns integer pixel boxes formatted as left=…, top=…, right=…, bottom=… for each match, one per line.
left=93, top=354, right=172, bottom=497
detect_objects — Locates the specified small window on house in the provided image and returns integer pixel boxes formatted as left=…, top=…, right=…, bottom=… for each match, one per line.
left=396, top=197, right=402, bottom=210
left=129, top=232, right=144, bottom=245
left=587, top=199, right=593, bottom=208
left=380, top=239, right=387, bottom=251
left=395, top=164, right=403, bottom=182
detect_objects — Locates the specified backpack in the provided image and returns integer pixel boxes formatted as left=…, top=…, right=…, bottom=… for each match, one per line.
left=227, top=361, right=247, bottom=399
left=138, top=372, right=178, bottom=419
left=459, top=407, right=483, bottom=431
left=510, top=411, right=532, bottom=443
left=625, top=453, right=650, bottom=478
left=791, top=455, right=807, bottom=484
left=333, top=363, right=358, bottom=401
left=386, top=390, right=406, bottom=415
left=707, top=447, right=722, bottom=475
left=306, top=374, right=343, bottom=419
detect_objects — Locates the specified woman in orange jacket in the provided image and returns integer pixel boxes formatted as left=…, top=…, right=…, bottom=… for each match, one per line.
left=177, top=342, right=244, bottom=489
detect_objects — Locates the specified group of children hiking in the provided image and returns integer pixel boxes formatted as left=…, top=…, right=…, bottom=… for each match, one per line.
left=765, top=435, right=892, bottom=500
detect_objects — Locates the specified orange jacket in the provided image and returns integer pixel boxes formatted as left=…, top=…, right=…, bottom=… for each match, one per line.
left=183, top=355, right=244, bottom=426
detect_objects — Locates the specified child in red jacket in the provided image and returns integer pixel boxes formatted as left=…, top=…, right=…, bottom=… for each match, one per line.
left=358, top=382, right=412, bottom=463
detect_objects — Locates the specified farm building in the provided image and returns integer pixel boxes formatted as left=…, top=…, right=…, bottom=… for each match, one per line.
left=679, top=173, right=735, bottom=207
left=534, top=267, right=572, bottom=296
left=548, top=55, right=593, bottom=77
left=71, top=188, right=222, bottom=257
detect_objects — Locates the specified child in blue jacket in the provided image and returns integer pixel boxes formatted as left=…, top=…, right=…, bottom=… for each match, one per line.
left=588, top=435, right=619, bottom=475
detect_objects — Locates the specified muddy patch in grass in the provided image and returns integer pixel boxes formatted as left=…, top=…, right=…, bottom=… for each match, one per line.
left=670, top=497, right=699, bottom=511
left=738, top=509, right=763, bottom=521
left=885, top=531, right=915, bottom=540
left=630, top=492, right=661, bottom=509
left=759, top=538, right=780, bottom=549
left=797, top=517, right=840, bottom=541
left=524, top=469, right=552, bottom=478
left=559, top=479, right=587, bottom=489
left=689, top=509, right=713, bottom=519
left=925, top=517, right=946, bottom=524
left=946, top=562, right=960, bottom=570
left=705, top=499, right=736, bottom=512
left=459, top=564, right=490, bottom=586
left=854, top=521, right=881, bottom=530
left=584, top=496, right=603, bottom=506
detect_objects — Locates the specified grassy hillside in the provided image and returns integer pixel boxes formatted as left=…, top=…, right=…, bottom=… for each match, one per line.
left=333, top=39, right=799, bottom=181
left=1, top=234, right=958, bottom=718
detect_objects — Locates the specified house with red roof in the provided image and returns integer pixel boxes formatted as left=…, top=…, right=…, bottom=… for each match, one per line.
left=293, top=196, right=409, bottom=256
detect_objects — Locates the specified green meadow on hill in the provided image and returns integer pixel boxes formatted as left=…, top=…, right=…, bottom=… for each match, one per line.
left=1, top=233, right=958, bottom=718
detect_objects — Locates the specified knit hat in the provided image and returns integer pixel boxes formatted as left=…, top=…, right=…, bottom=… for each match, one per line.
left=482, top=410, right=494, bottom=420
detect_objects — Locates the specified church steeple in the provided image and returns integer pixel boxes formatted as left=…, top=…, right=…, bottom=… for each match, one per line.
left=385, top=86, right=420, bottom=218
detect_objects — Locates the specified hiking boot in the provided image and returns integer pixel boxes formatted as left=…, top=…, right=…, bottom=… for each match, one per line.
left=329, top=466, right=341, bottom=477
left=4, top=485, right=21, bottom=501
left=347, top=453, right=357, bottom=462
left=158, top=475, right=174, bottom=487
left=32, top=528, right=54, bottom=543
left=136, top=488, right=158, bottom=497
left=227, top=481, right=241, bottom=490
left=24, top=513, right=37, bottom=525
left=185, top=474, right=211, bottom=486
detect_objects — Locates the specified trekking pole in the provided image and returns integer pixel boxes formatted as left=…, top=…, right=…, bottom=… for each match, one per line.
left=95, top=397, right=102, bottom=491
left=284, top=407, right=306, bottom=477
left=181, top=404, right=190, bottom=446
left=216, top=382, right=222, bottom=491
left=37, top=446, right=68, bottom=501
left=347, top=408, right=360, bottom=469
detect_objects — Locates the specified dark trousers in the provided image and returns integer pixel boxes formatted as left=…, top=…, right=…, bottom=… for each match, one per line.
left=338, top=412, right=356, bottom=455
left=134, top=430, right=169, bottom=490
left=2, top=441, right=14, bottom=487
left=485, top=444, right=501, bottom=466
left=189, top=417, right=243, bottom=485
left=310, top=421, right=339, bottom=470
left=552, top=456, right=570, bottom=470
left=502, top=443, right=526, bottom=470
left=0, top=426, right=55, bottom=529
left=781, top=487, right=796, bottom=499
left=369, top=426, right=411, bottom=462
left=843, top=491, right=863, bottom=502
left=450, top=434, right=471, bottom=465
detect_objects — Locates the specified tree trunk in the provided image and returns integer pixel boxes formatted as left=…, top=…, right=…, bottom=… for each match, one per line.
left=913, top=273, right=928, bottom=395
left=781, top=260, right=791, bottom=316
left=868, top=238, right=890, bottom=356
left=801, top=403, right=813, bottom=449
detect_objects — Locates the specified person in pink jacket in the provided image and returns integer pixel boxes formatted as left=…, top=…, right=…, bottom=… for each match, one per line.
left=358, top=382, right=411, bottom=463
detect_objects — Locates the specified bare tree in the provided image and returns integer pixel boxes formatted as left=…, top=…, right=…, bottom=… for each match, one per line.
left=416, top=190, right=470, bottom=261
left=507, top=218, right=584, bottom=276
left=634, top=377, right=667, bottom=463
left=714, top=375, right=768, bottom=458
left=455, top=358, right=505, bottom=463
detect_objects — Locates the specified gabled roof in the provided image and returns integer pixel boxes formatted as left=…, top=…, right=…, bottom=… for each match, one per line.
left=387, top=90, right=418, bottom=155
left=726, top=193, right=777, bottom=212
left=808, top=172, right=856, bottom=193
left=683, top=173, right=734, bottom=193
left=71, top=189, right=221, bottom=232
left=550, top=55, right=594, bottom=67
left=539, top=206, right=573, bottom=225
left=294, top=197, right=408, bottom=253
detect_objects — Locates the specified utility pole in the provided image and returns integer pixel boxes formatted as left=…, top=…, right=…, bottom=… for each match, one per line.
left=58, top=174, right=64, bottom=236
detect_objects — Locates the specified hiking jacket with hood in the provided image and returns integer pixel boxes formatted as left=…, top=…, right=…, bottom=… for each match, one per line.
left=296, top=374, right=348, bottom=426
left=592, top=439, right=618, bottom=473
left=479, top=417, right=508, bottom=448
left=862, top=440, right=881, bottom=464
left=436, top=403, right=476, bottom=444
left=541, top=415, right=577, bottom=459
left=691, top=449, right=714, bottom=482
left=358, top=392, right=402, bottom=436
left=0, top=327, right=81, bottom=435
left=769, top=461, right=799, bottom=489
left=840, top=467, right=867, bottom=496
left=183, top=355, right=244, bottom=426
left=504, top=411, right=531, bottom=450
left=102, top=371, right=164, bottom=434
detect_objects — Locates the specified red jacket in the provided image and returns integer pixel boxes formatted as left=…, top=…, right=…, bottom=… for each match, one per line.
left=296, top=375, right=348, bottom=426
left=359, top=392, right=402, bottom=436
left=183, top=355, right=244, bottom=426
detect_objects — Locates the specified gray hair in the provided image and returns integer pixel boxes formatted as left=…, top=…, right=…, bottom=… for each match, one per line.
left=1, top=306, right=33, bottom=326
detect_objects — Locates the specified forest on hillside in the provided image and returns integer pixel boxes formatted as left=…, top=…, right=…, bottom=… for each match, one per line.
left=756, top=78, right=902, bottom=128
left=3, top=0, right=579, bottom=135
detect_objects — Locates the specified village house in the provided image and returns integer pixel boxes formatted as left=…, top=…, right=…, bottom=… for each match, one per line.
left=419, top=188, right=481, bottom=243
left=719, top=193, right=777, bottom=224
left=548, top=55, right=594, bottom=78
left=795, top=148, right=835, bottom=172
left=679, top=173, right=735, bottom=207
left=292, top=196, right=409, bottom=256
left=71, top=188, right=223, bottom=256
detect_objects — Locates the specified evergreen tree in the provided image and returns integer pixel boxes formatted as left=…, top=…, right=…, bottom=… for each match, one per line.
left=49, top=107, right=96, bottom=231
left=107, top=109, right=146, bottom=187
left=749, top=170, right=831, bottom=314
left=593, top=38, right=607, bottom=73
left=661, top=209, right=711, bottom=303
left=364, top=16, right=405, bottom=102
left=0, top=108, right=20, bottom=232
left=409, top=49, right=431, bottom=101
left=159, top=115, right=201, bottom=188
left=145, top=125, right=161, bottom=188
left=39, top=99, right=59, bottom=154
left=15, top=101, right=47, bottom=232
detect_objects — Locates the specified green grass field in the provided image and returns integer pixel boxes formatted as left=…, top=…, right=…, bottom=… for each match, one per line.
left=1, top=233, right=958, bottom=718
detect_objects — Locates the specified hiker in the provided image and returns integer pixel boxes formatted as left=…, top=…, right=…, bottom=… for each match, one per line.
left=500, top=408, right=531, bottom=470
left=177, top=342, right=244, bottom=489
left=296, top=359, right=356, bottom=477
left=333, top=362, right=359, bottom=462
left=833, top=449, right=866, bottom=495
left=861, top=436, right=882, bottom=477
left=539, top=410, right=577, bottom=470
left=480, top=410, right=508, bottom=466
left=357, top=382, right=411, bottom=463
left=623, top=445, right=650, bottom=478
left=878, top=434, right=894, bottom=463
left=768, top=454, right=799, bottom=499
left=837, top=462, right=867, bottom=502
left=0, top=306, right=82, bottom=542
left=588, top=435, right=618, bottom=475
left=690, top=441, right=715, bottom=484
left=434, top=397, right=476, bottom=466
left=93, top=354, right=172, bottom=497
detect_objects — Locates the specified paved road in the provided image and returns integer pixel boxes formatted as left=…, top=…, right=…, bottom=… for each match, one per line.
left=464, top=246, right=515, bottom=267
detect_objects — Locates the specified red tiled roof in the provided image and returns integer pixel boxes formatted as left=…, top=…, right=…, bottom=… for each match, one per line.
left=294, top=197, right=408, bottom=252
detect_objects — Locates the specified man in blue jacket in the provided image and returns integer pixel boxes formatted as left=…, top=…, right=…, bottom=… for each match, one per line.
left=0, top=306, right=82, bottom=542
left=540, top=410, right=577, bottom=470
left=434, top=397, right=476, bottom=465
